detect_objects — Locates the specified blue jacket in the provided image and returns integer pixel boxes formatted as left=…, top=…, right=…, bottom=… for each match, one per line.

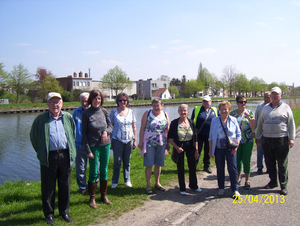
left=208, top=116, right=241, bottom=157
left=73, top=106, right=84, bottom=147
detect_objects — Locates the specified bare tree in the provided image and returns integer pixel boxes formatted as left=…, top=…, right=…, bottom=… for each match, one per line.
left=222, top=65, right=237, bottom=97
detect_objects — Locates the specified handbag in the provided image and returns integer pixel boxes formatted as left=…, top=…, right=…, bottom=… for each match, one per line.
left=219, top=117, right=239, bottom=149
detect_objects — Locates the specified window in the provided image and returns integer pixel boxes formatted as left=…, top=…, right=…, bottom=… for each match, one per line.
left=164, top=84, right=167, bottom=88
left=76, top=81, right=79, bottom=86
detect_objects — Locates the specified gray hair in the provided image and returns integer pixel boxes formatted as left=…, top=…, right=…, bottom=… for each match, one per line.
left=80, top=92, right=90, bottom=101
left=178, top=104, right=189, bottom=110
left=264, top=91, right=271, bottom=96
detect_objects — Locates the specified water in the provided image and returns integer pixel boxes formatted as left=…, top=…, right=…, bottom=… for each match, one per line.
left=0, top=100, right=264, bottom=185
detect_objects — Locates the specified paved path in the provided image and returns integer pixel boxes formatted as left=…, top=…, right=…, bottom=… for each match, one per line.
left=95, top=129, right=300, bottom=226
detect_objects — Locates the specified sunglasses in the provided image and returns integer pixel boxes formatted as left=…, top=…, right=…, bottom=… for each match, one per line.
left=238, top=100, right=247, bottom=104
left=118, top=99, right=127, bottom=102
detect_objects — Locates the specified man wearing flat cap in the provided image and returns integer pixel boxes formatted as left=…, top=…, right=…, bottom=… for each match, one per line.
left=255, top=87, right=295, bottom=196
left=191, top=95, right=218, bottom=173
left=30, top=92, right=76, bottom=224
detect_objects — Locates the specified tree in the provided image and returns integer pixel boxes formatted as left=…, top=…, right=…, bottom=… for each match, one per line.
left=159, top=75, right=170, bottom=81
left=279, top=82, right=288, bottom=94
left=222, top=65, right=237, bottom=97
left=38, top=75, right=64, bottom=101
left=269, top=82, right=279, bottom=91
left=101, top=66, right=132, bottom=96
left=0, top=62, right=8, bottom=88
left=170, top=77, right=181, bottom=86
left=168, top=86, right=179, bottom=98
left=234, top=73, right=250, bottom=96
left=6, top=63, right=32, bottom=103
left=249, top=77, right=262, bottom=97
left=184, top=79, right=203, bottom=98
left=210, top=74, right=222, bottom=96
left=198, top=67, right=214, bottom=91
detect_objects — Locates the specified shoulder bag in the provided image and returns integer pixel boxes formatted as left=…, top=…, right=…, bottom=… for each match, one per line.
left=219, top=117, right=239, bottom=149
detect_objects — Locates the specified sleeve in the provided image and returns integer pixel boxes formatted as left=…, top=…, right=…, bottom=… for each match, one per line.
left=208, top=118, right=215, bottom=141
left=287, top=106, right=296, bottom=140
left=82, top=111, right=92, bottom=154
left=233, top=117, right=242, bottom=140
left=104, top=108, right=113, bottom=135
left=167, top=120, right=175, bottom=139
left=191, top=109, right=195, bottom=120
left=30, top=118, right=38, bottom=152
left=109, top=109, right=114, bottom=124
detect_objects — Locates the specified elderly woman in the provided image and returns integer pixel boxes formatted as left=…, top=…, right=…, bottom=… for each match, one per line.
left=168, top=104, right=202, bottom=195
left=209, top=101, right=241, bottom=197
left=82, top=90, right=113, bottom=208
left=230, top=95, right=256, bottom=189
left=138, top=98, right=169, bottom=194
left=110, top=93, right=137, bottom=189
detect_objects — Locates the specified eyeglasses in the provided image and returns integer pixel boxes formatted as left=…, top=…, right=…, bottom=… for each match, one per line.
left=118, top=99, right=127, bottom=103
left=48, top=100, right=62, bottom=105
left=238, top=100, right=247, bottom=104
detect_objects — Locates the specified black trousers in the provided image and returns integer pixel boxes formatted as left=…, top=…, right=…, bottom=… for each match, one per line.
left=196, top=134, right=210, bottom=169
left=177, top=140, right=198, bottom=191
left=40, top=150, right=72, bottom=218
left=263, top=137, right=289, bottom=189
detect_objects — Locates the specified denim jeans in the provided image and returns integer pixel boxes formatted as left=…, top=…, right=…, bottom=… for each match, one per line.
left=263, top=137, right=289, bottom=189
left=75, top=145, right=88, bottom=190
left=257, top=136, right=264, bottom=170
left=112, top=139, right=133, bottom=184
left=215, top=147, right=238, bottom=192
left=196, top=134, right=210, bottom=169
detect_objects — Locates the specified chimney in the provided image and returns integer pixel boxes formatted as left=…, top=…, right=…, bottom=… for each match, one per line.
left=73, top=72, right=77, bottom=77
left=79, top=71, right=83, bottom=77
left=85, top=73, right=88, bottom=78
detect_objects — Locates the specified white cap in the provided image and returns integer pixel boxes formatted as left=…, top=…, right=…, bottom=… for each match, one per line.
left=203, top=95, right=211, bottom=101
left=271, top=87, right=282, bottom=94
left=47, top=92, right=62, bottom=101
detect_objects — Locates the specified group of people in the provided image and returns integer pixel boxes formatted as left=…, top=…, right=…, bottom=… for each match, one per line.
left=30, top=87, right=295, bottom=224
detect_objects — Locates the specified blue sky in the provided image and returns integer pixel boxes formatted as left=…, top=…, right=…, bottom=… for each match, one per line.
left=1, top=0, right=300, bottom=86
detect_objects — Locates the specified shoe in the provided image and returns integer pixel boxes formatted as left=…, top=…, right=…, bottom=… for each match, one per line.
left=264, top=182, right=278, bottom=189
left=244, top=182, right=250, bottom=190
left=257, top=169, right=263, bottom=175
left=146, top=186, right=152, bottom=194
left=124, top=181, right=132, bottom=187
left=60, top=214, right=72, bottom=223
left=194, top=187, right=202, bottom=193
left=88, top=182, right=97, bottom=209
left=237, top=180, right=241, bottom=186
left=180, top=191, right=186, bottom=195
left=280, top=189, right=288, bottom=196
left=233, top=191, right=241, bottom=199
left=218, top=189, right=225, bottom=196
left=204, top=167, right=212, bottom=174
left=111, top=183, right=118, bottom=189
left=100, top=180, right=112, bottom=205
left=155, top=184, right=165, bottom=191
left=78, top=188, right=88, bottom=195
left=45, top=216, right=55, bottom=225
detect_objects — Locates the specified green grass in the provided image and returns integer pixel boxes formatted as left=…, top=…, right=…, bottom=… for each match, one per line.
left=0, top=148, right=204, bottom=226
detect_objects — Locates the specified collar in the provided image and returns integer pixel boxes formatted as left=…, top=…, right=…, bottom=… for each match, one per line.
left=269, top=101, right=282, bottom=108
left=49, top=111, right=63, bottom=119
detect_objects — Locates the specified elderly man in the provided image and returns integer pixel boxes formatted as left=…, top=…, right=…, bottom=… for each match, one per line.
left=255, top=91, right=271, bottom=174
left=73, top=92, right=90, bottom=195
left=30, top=92, right=76, bottom=224
left=191, top=95, right=218, bottom=173
left=255, top=87, right=295, bottom=196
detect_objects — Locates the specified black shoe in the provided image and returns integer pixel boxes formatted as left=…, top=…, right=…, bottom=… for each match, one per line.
left=280, top=189, right=288, bottom=196
left=264, top=182, right=278, bottom=189
left=257, top=169, right=263, bottom=175
left=244, top=182, right=250, bottom=190
left=204, top=168, right=212, bottom=174
left=60, top=214, right=72, bottom=223
left=45, top=216, right=55, bottom=225
left=237, top=180, right=242, bottom=186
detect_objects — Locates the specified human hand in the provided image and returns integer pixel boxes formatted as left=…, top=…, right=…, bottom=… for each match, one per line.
left=177, top=147, right=184, bottom=153
left=101, top=131, right=107, bottom=143
left=138, top=142, right=143, bottom=150
left=289, top=139, right=295, bottom=148
left=133, top=141, right=137, bottom=150
left=231, top=148, right=237, bottom=155
left=255, top=139, right=261, bottom=146
left=87, top=153, right=94, bottom=159
left=164, top=149, right=168, bottom=157
left=194, top=151, right=199, bottom=160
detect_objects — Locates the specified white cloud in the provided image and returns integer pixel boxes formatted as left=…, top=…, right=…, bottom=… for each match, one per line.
left=14, top=43, right=31, bottom=46
left=292, top=0, right=300, bottom=6
left=149, top=45, right=158, bottom=49
left=187, top=48, right=217, bottom=55
left=167, top=39, right=183, bottom=45
left=255, top=22, right=269, bottom=28
left=82, top=51, right=100, bottom=54
left=170, top=45, right=193, bottom=51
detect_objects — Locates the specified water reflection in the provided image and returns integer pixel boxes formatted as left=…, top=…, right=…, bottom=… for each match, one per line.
left=0, top=99, right=266, bottom=185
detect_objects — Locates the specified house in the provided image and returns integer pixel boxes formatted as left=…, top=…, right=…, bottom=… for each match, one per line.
left=136, top=79, right=169, bottom=99
left=57, top=72, right=92, bottom=91
left=151, top=88, right=171, bottom=100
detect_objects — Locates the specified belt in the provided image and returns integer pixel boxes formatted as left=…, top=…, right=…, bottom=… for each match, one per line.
left=50, top=148, right=68, bottom=153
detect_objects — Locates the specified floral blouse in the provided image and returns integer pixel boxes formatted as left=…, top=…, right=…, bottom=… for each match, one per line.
left=145, top=111, right=168, bottom=147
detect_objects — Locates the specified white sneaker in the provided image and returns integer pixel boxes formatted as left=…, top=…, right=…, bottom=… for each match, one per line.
left=233, top=191, right=241, bottom=198
left=124, top=181, right=132, bottom=187
left=218, top=189, right=225, bottom=196
left=195, top=188, right=202, bottom=192
left=180, top=191, right=186, bottom=195
left=111, top=183, right=118, bottom=189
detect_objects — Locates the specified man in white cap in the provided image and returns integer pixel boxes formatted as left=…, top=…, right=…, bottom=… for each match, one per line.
left=191, top=95, right=218, bottom=173
left=30, top=92, right=76, bottom=224
left=255, top=87, right=295, bottom=196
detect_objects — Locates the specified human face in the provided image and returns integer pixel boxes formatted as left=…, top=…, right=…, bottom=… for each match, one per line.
left=220, top=105, right=230, bottom=119
left=92, top=95, right=101, bottom=108
left=264, top=93, right=271, bottom=105
left=271, top=92, right=282, bottom=105
left=47, top=97, right=63, bottom=117
left=237, top=98, right=247, bottom=110
left=118, top=97, right=128, bottom=108
left=152, top=102, right=163, bottom=115
left=81, top=95, right=89, bottom=110
left=178, top=105, right=189, bottom=119
left=202, top=100, right=211, bottom=110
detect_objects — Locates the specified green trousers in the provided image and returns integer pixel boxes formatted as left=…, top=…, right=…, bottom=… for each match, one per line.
left=237, top=141, right=253, bottom=174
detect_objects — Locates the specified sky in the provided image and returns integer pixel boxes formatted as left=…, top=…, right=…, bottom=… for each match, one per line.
left=1, top=0, right=300, bottom=86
